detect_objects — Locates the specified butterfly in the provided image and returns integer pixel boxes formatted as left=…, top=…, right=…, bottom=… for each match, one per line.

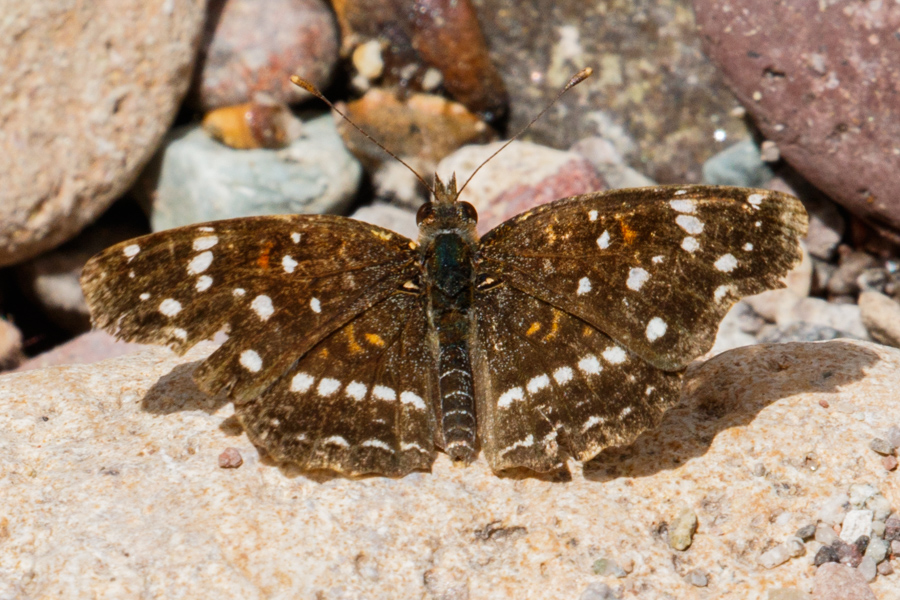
left=81, top=174, right=807, bottom=476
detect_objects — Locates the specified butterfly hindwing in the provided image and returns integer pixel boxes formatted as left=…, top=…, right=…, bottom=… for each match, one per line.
left=235, top=292, right=437, bottom=476
left=477, top=185, right=808, bottom=371
left=81, top=215, right=419, bottom=402
left=472, top=284, right=683, bottom=472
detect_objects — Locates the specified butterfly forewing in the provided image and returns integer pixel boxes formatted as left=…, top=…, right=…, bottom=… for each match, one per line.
left=235, top=292, right=437, bottom=476
left=81, top=215, right=420, bottom=402
left=472, top=284, right=683, bottom=472
left=477, top=185, right=808, bottom=371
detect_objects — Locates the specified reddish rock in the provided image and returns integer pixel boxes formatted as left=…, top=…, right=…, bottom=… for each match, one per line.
left=218, top=447, right=244, bottom=468
left=201, top=100, right=301, bottom=150
left=0, top=0, right=205, bottom=267
left=15, top=331, right=149, bottom=373
left=693, top=1, right=900, bottom=243
left=812, top=562, right=876, bottom=600
left=192, top=0, right=339, bottom=110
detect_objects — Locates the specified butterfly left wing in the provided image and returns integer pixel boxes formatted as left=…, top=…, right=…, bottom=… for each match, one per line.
left=476, top=185, right=808, bottom=371
left=472, top=283, right=682, bottom=472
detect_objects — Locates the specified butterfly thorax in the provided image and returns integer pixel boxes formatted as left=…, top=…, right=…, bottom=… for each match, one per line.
left=416, top=173, right=480, bottom=463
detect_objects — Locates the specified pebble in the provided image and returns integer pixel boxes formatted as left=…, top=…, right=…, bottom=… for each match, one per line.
left=686, top=568, right=708, bottom=587
left=857, top=556, right=877, bottom=583
left=848, top=484, right=879, bottom=509
left=570, top=137, right=657, bottom=190
left=834, top=539, right=864, bottom=568
left=893, top=540, right=900, bottom=555
left=668, top=507, right=698, bottom=551
left=701, top=139, right=774, bottom=188
left=785, top=536, right=806, bottom=558
left=884, top=517, right=900, bottom=542
left=858, top=291, right=900, bottom=349
left=0, top=318, right=24, bottom=371
left=828, top=250, right=880, bottom=297
left=776, top=298, right=870, bottom=341
left=218, top=447, right=243, bottom=469
left=862, top=537, right=887, bottom=564
left=812, top=563, right=877, bottom=600
left=591, top=558, right=626, bottom=578
left=795, top=524, right=816, bottom=541
left=759, top=543, right=793, bottom=569
left=768, top=174, right=845, bottom=261
left=579, top=581, right=614, bottom=600
left=864, top=494, right=892, bottom=522
left=871, top=521, right=885, bottom=539
left=814, top=545, right=839, bottom=567
left=885, top=426, right=900, bottom=449
left=816, top=493, right=849, bottom=526
left=876, top=560, right=893, bottom=576
left=815, top=524, right=839, bottom=546
left=138, top=115, right=361, bottom=232
left=868, top=438, right=895, bottom=456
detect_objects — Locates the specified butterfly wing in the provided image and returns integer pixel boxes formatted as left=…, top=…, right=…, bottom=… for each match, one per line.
left=235, top=291, right=437, bottom=476
left=81, top=215, right=422, bottom=404
left=472, top=284, right=682, bottom=472
left=477, top=185, right=808, bottom=371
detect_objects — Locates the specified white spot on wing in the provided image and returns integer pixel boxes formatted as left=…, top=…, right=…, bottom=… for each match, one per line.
left=581, top=415, right=605, bottom=433
left=291, top=372, right=314, bottom=393
left=577, top=277, right=592, bottom=295
left=743, top=242, right=753, bottom=251
left=362, top=439, right=393, bottom=452
left=577, top=355, right=601, bottom=375
left=669, top=199, right=695, bottom=213
left=198, top=226, right=214, bottom=233
left=373, top=385, right=396, bottom=401
left=714, top=285, right=732, bottom=302
left=619, top=406, right=634, bottom=418
left=602, top=346, right=627, bottom=364
left=195, top=275, right=213, bottom=292
left=172, top=328, right=187, bottom=340
left=553, top=366, right=573, bottom=384
left=159, top=298, right=181, bottom=317
left=652, top=255, right=664, bottom=264
left=597, top=230, right=610, bottom=249
left=123, top=244, right=140, bottom=259
left=322, top=435, right=349, bottom=447
left=755, top=221, right=762, bottom=228
left=715, top=253, right=738, bottom=272
left=251, top=295, right=275, bottom=320
left=497, top=387, right=524, bottom=408
left=192, top=235, right=218, bottom=251
left=646, top=317, right=667, bottom=342
left=240, top=350, right=262, bottom=372
left=310, top=297, right=321, bottom=313
left=681, top=236, right=700, bottom=253
left=400, top=391, right=425, bottom=410
left=748, top=193, right=764, bottom=208
left=291, top=232, right=301, bottom=243
left=282, top=255, right=298, bottom=273
left=626, top=267, right=650, bottom=291
left=588, top=210, right=598, bottom=221
left=187, top=251, right=213, bottom=275
left=317, top=378, right=340, bottom=396
left=526, top=374, right=550, bottom=394
left=499, top=434, right=535, bottom=457
left=233, top=288, right=246, bottom=297
left=676, top=215, right=704, bottom=235
left=346, top=381, right=366, bottom=400
left=674, top=189, right=688, bottom=196
left=139, top=293, right=150, bottom=301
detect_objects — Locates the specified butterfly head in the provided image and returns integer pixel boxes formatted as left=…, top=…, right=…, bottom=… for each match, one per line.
left=416, top=173, right=479, bottom=244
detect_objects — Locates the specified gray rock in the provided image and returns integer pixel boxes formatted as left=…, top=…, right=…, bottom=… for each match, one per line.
left=591, top=558, right=626, bottom=578
left=857, top=557, right=877, bottom=583
left=858, top=291, right=900, bottom=349
left=0, top=0, right=205, bottom=267
left=702, top=139, right=774, bottom=188
left=795, top=524, right=816, bottom=541
left=864, top=495, right=892, bottom=522
left=886, top=426, right=900, bottom=449
left=579, top=582, right=614, bottom=600
left=138, top=115, right=362, bottom=231
left=350, top=203, right=418, bottom=240
left=776, top=298, right=870, bottom=341
left=570, top=137, right=657, bottom=190
left=759, top=543, right=793, bottom=569
left=686, top=568, right=708, bottom=587
left=785, top=536, right=805, bottom=558
left=856, top=269, right=889, bottom=294
left=756, top=323, right=853, bottom=345
left=815, top=524, right=839, bottom=546
left=862, top=537, right=887, bottom=564
left=868, top=438, right=894, bottom=456
left=668, top=507, right=698, bottom=551
left=709, top=302, right=764, bottom=356
left=742, top=242, right=812, bottom=322
left=827, top=251, right=880, bottom=297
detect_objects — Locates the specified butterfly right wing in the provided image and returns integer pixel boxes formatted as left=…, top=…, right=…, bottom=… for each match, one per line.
left=236, top=290, right=438, bottom=476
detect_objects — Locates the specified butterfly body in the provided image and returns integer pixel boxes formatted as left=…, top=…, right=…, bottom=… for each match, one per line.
left=82, top=182, right=807, bottom=476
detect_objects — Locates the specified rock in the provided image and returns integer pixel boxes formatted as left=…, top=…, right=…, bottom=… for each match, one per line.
left=591, top=558, right=626, bottom=578
left=436, top=141, right=605, bottom=234
left=858, top=291, right=900, bottom=349
left=137, top=115, right=362, bottom=232
left=814, top=545, right=839, bottom=567
left=812, top=563, right=877, bottom=600
left=885, top=517, right=900, bottom=542
left=579, top=582, right=615, bottom=600
left=3, top=340, right=900, bottom=598
left=816, top=494, right=849, bottom=527
left=759, top=544, right=793, bottom=569
left=702, top=139, right=774, bottom=188
left=775, top=298, right=869, bottom=341
left=848, top=484, right=879, bottom=509
left=371, top=161, right=431, bottom=209
left=856, top=269, right=890, bottom=295
left=693, top=1, right=900, bottom=244
left=668, top=507, right=698, bottom=551
left=570, top=137, right=657, bottom=190
left=190, top=0, right=338, bottom=110
left=795, top=524, right=815, bottom=541
left=471, top=0, right=753, bottom=184
left=708, top=302, right=764, bottom=357
left=887, top=426, right=900, bottom=449
left=201, top=100, right=302, bottom=150
left=742, top=242, right=812, bottom=322
left=0, top=318, right=25, bottom=371
left=862, top=537, right=887, bottom=565
left=840, top=511, right=873, bottom=544
left=876, top=561, right=893, bottom=576
left=827, top=250, right=880, bottom=297
left=13, top=330, right=149, bottom=373
left=218, top=447, right=243, bottom=469
left=865, top=495, right=892, bottom=522
left=0, top=0, right=205, bottom=267
left=767, top=589, right=808, bottom=600
left=767, top=173, right=845, bottom=262
left=333, top=0, right=508, bottom=121
left=336, top=89, right=494, bottom=174
left=883, top=456, right=899, bottom=472
left=350, top=203, right=419, bottom=241
left=756, top=323, right=856, bottom=345
left=815, top=524, right=839, bottom=546
left=857, top=556, right=877, bottom=583
left=868, top=438, right=894, bottom=457
left=686, top=568, right=708, bottom=587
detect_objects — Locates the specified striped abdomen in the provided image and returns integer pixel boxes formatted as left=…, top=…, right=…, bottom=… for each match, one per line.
left=426, top=233, right=476, bottom=462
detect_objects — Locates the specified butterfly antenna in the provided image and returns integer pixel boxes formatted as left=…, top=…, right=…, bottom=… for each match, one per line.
left=291, top=75, right=436, bottom=196
left=455, top=67, right=593, bottom=199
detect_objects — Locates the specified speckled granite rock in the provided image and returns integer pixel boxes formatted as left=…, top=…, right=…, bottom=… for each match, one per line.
left=693, top=0, right=900, bottom=243
left=0, top=0, right=206, bottom=267
left=1, top=340, right=899, bottom=598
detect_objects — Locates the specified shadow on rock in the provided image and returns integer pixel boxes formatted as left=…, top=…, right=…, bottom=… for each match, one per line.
left=584, top=340, right=881, bottom=482
left=141, top=359, right=230, bottom=414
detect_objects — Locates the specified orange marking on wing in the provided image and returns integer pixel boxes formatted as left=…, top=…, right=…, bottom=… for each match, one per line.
left=365, top=333, right=385, bottom=347
left=542, top=311, right=561, bottom=341
left=617, top=218, right=637, bottom=245
left=526, top=322, right=541, bottom=336
left=345, top=324, right=363, bottom=354
left=257, top=241, right=274, bottom=269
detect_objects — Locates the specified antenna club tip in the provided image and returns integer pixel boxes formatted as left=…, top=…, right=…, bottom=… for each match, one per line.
left=290, top=75, right=319, bottom=95
left=566, top=67, right=593, bottom=89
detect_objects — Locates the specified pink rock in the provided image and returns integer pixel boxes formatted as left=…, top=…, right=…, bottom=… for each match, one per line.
left=811, top=563, right=876, bottom=600
left=15, top=330, right=150, bottom=373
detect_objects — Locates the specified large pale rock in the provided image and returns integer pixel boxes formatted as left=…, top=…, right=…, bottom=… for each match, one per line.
left=0, top=0, right=206, bottom=267
left=1, top=340, right=899, bottom=598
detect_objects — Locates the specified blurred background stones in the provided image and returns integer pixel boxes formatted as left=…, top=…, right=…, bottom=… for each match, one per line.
left=0, top=0, right=897, bottom=401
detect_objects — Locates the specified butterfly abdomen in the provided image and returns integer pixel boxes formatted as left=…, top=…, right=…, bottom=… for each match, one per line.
left=426, top=232, right=477, bottom=463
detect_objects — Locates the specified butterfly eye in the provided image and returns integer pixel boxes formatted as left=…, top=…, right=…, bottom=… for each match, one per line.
left=416, top=203, right=435, bottom=225
left=459, top=202, right=478, bottom=224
